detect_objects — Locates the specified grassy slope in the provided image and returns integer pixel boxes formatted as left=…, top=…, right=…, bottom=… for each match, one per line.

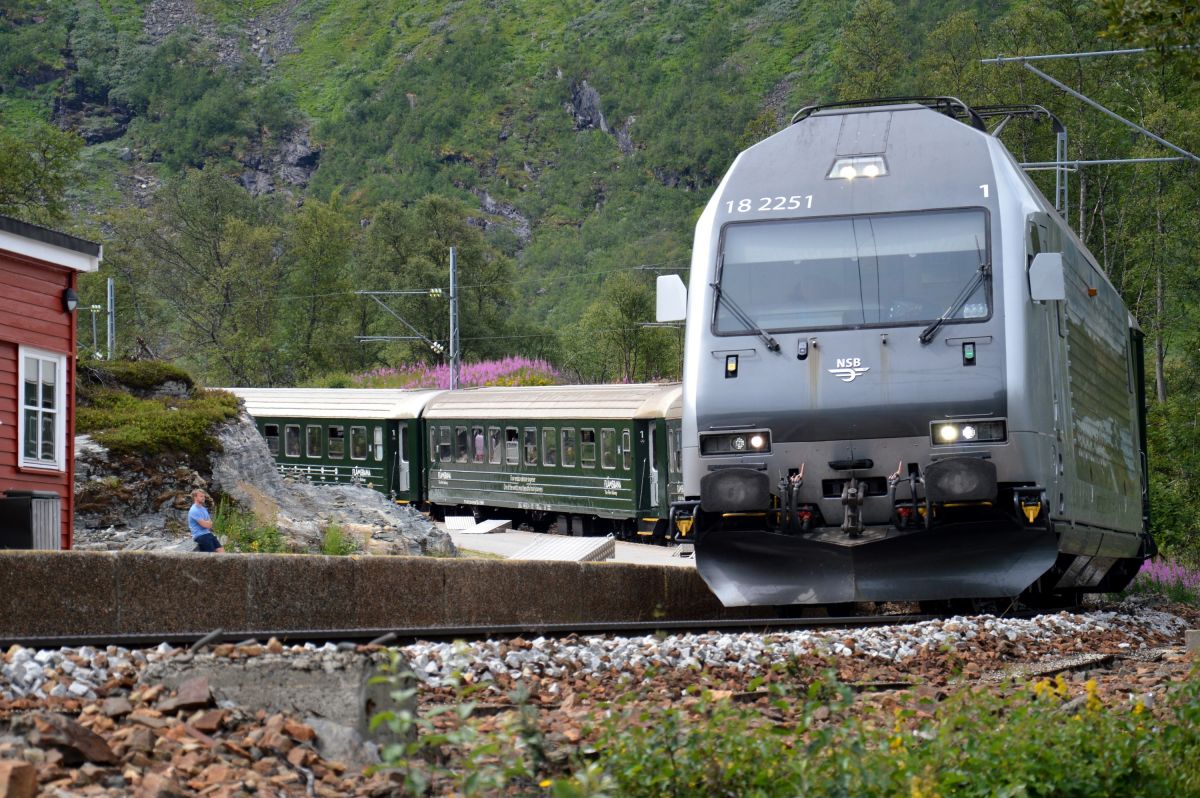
left=2, top=0, right=1001, bottom=322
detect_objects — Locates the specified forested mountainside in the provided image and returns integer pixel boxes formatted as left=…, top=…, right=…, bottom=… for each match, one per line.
left=2, top=1, right=1199, bottom=550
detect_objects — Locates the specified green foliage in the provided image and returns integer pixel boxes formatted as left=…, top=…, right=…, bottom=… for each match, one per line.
left=75, top=386, right=239, bottom=457
left=85, top=388, right=234, bottom=446
left=79, top=358, right=195, bottom=393
left=1099, top=0, right=1200, bottom=79
left=113, top=33, right=298, bottom=171
left=0, top=121, right=83, bottom=223
left=370, top=668, right=1200, bottom=797
left=560, top=271, right=682, bottom=383
left=370, top=657, right=547, bottom=796
left=213, top=498, right=288, bottom=553
left=319, top=522, right=360, bottom=555
left=831, top=0, right=909, bottom=99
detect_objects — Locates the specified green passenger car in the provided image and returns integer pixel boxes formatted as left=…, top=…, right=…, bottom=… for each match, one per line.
left=421, top=384, right=682, bottom=539
left=225, top=388, right=444, bottom=505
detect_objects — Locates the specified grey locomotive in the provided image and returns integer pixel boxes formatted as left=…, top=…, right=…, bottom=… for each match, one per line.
left=658, top=98, right=1154, bottom=607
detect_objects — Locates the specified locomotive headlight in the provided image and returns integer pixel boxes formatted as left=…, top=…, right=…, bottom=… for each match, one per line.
left=930, top=419, right=1008, bottom=446
left=700, top=430, right=772, bottom=455
left=828, top=156, right=888, bottom=180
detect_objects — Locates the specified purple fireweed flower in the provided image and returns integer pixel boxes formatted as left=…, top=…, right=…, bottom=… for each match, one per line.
left=1136, top=558, right=1200, bottom=592
left=352, top=357, right=565, bottom=389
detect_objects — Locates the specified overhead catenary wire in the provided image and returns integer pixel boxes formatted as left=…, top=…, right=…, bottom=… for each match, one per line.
left=171, top=260, right=691, bottom=308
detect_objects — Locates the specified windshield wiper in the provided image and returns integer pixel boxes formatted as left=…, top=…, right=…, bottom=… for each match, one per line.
left=710, top=282, right=781, bottom=353
left=918, top=263, right=990, bottom=345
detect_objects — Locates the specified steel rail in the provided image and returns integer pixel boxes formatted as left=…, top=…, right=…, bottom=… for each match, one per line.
left=2, top=614, right=957, bottom=651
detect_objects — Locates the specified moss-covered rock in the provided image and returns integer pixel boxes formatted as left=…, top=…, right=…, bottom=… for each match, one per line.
left=78, top=359, right=194, bottom=397
left=75, top=360, right=239, bottom=457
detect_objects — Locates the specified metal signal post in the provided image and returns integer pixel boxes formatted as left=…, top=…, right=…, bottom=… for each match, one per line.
left=450, top=247, right=459, bottom=390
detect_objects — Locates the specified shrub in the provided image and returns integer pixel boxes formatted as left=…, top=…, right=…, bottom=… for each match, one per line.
left=370, top=667, right=1200, bottom=798
left=78, top=358, right=195, bottom=394
left=320, top=522, right=360, bottom=556
left=76, top=387, right=239, bottom=457
left=213, top=498, right=287, bottom=553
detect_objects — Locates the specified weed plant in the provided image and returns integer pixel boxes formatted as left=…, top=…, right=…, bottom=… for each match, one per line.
left=371, top=663, right=1200, bottom=798
left=213, top=498, right=287, bottom=554
left=319, top=522, right=359, bottom=556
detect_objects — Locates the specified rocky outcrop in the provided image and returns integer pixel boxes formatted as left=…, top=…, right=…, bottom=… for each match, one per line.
left=74, top=410, right=455, bottom=557
left=568, top=80, right=609, bottom=133
left=472, top=189, right=533, bottom=242
left=238, top=125, right=321, bottom=197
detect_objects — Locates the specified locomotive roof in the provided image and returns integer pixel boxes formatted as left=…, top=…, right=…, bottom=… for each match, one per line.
left=222, top=388, right=446, bottom=419
left=422, top=383, right=682, bottom=421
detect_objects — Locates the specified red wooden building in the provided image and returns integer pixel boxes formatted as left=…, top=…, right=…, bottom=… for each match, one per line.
left=0, top=214, right=102, bottom=550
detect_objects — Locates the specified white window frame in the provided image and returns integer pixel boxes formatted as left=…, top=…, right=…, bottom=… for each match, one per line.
left=18, top=347, right=67, bottom=471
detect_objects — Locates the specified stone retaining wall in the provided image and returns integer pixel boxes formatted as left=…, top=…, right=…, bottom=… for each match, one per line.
left=0, top=552, right=766, bottom=641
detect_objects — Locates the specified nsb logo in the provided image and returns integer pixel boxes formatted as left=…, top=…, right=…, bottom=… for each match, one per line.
left=828, top=357, right=870, bottom=382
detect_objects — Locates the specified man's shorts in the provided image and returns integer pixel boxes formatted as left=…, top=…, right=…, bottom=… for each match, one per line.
left=194, top=532, right=222, bottom=552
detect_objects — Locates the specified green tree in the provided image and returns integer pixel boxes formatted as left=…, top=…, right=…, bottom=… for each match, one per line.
left=561, top=272, right=680, bottom=383
left=1100, top=0, right=1200, bottom=79
left=831, top=0, right=908, bottom=100
left=0, top=122, right=83, bottom=223
left=279, top=195, right=361, bottom=382
left=106, top=169, right=287, bottom=385
left=359, top=195, right=517, bottom=366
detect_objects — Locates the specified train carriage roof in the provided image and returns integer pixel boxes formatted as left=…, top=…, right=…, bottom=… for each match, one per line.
left=222, top=388, right=445, bottom=420
left=422, top=383, right=682, bottom=421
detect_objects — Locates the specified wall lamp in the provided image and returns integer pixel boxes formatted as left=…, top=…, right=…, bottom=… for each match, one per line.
left=63, top=288, right=79, bottom=313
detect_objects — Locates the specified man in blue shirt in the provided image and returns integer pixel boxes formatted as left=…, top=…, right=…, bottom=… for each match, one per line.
left=188, top=490, right=224, bottom=552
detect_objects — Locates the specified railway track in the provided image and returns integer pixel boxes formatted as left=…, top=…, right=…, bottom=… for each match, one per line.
left=4, top=612, right=981, bottom=651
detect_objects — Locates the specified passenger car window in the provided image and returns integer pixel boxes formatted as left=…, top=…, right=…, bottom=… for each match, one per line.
left=542, top=428, right=557, bottom=466
left=374, top=427, right=384, bottom=461
left=601, top=428, right=616, bottom=469
left=455, top=426, right=469, bottom=462
left=429, top=428, right=438, bottom=464
left=524, top=427, right=538, bottom=465
left=621, top=429, right=632, bottom=470
left=350, top=426, right=369, bottom=460
left=264, top=424, right=280, bottom=456
left=472, top=426, right=485, bottom=462
left=560, top=428, right=576, bottom=467
left=329, top=426, right=345, bottom=459
left=505, top=427, right=519, bottom=465
left=284, top=425, right=301, bottom=457
left=439, top=426, right=453, bottom=463
left=581, top=429, right=596, bottom=468
left=488, top=427, right=502, bottom=465
left=306, top=425, right=322, bottom=458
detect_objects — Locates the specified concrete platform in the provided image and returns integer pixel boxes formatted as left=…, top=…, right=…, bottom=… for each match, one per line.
left=511, top=535, right=615, bottom=562
left=0, top=551, right=764, bottom=644
left=449, top=527, right=695, bottom=568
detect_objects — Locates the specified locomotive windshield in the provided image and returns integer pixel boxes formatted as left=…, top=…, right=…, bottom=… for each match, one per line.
left=715, top=208, right=989, bottom=333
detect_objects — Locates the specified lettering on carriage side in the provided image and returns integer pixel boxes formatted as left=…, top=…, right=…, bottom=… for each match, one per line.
left=351, top=467, right=371, bottom=478
left=436, top=470, right=451, bottom=481
left=724, top=195, right=813, bottom=214
left=603, top=477, right=623, bottom=496
left=504, top=474, right=544, bottom=494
